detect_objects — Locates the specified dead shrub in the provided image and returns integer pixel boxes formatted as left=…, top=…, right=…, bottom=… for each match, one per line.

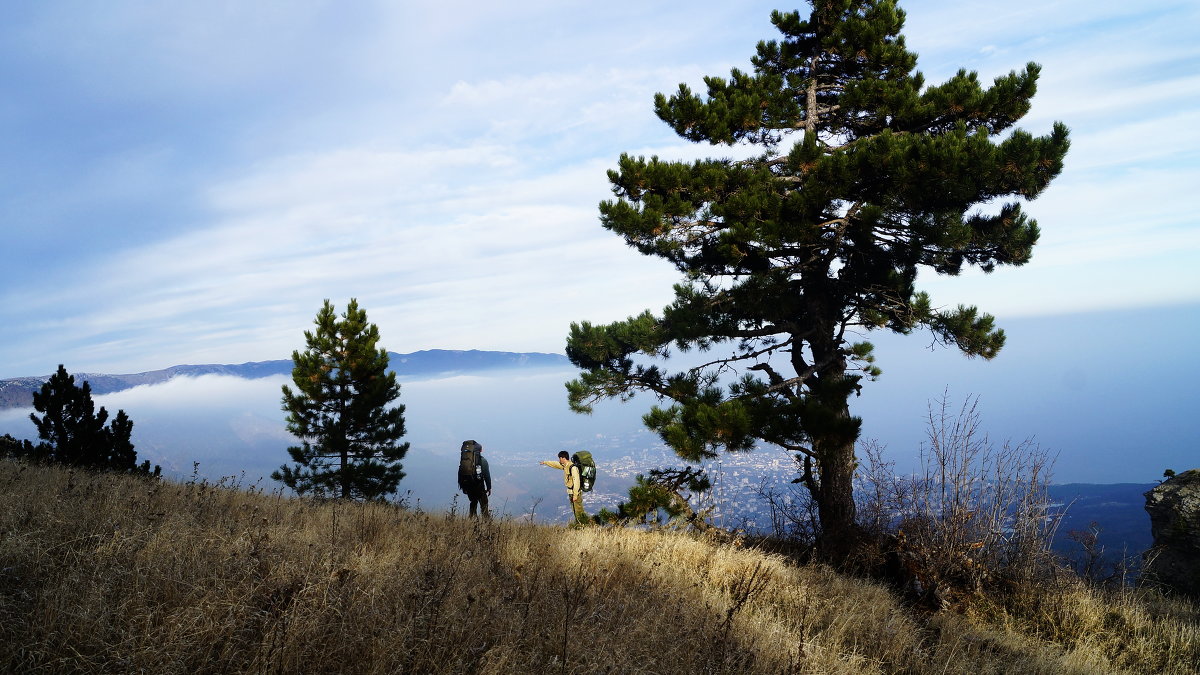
left=856, top=393, right=1063, bottom=609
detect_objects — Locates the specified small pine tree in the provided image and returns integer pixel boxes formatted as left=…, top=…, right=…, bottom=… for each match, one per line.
left=0, top=433, right=47, bottom=460
left=273, top=299, right=409, bottom=501
left=28, top=364, right=159, bottom=475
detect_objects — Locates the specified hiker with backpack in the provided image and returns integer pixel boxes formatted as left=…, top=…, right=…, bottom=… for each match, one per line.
left=457, top=440, right=491, bottom=518
left=539, top=450, right=595, bottom=526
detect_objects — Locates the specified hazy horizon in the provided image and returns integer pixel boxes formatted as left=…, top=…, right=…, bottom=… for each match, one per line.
left=3, top=302, right=1197, bottom=490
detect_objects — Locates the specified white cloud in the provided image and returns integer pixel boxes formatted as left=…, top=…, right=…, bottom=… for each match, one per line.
left=99, top=374, right=290, bottom=410
left=1, top=0, right=1198, bottom=378
left=1, top=133, right=682, bottom=372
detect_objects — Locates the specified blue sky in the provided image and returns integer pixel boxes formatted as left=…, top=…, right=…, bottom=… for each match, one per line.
left=2, top=0, right=1198, bottom=379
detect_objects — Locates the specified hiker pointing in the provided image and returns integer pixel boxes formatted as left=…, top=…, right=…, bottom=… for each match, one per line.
left=540, top=450, right=588, bottom=526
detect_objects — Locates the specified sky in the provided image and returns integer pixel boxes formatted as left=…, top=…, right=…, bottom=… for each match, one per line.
left=0, top=0, right=1197, bottom=379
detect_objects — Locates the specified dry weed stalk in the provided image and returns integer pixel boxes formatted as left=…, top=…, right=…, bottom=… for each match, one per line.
left=856, top=394, right=1063, bottom=608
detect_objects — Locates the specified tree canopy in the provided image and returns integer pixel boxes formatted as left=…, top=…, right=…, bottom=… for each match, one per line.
left=565, top=0, right=1069, bottom=551
left=274, top=299, right=409, bottom=500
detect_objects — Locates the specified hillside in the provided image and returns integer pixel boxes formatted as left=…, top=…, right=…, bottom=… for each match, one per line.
left=2, top=460, right=1197, bottom=674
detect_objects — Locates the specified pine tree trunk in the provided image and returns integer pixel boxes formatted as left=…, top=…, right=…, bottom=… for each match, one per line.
left=339, top=389, right=350, bottom=500
left=815, top=433, right=860, bottom=558
left=341, top=448, right=350, bottom=500
left=805, top=303, right=863, bottom=559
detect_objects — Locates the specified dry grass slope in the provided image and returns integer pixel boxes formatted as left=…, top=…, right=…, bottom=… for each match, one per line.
left=1, top=460, right=1196, bottom=674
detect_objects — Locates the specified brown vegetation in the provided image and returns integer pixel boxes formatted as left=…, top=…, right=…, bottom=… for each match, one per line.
left=1, top=459, right=1197, bottom=674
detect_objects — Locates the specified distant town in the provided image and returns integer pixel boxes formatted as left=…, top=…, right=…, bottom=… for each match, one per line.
left=500, top=426, right=807, bottom=532
left=496, top=427, right=1153, bottom=560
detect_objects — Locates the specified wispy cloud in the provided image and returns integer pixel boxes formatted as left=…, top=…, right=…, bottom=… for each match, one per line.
left=1, top=0, right=1197, bottom=377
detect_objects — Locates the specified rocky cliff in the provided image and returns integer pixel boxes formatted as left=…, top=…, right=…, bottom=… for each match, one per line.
left=1144, top=469, right=1200, bottom=597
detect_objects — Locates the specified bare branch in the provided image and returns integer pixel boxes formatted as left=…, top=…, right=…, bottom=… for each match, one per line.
left=689, top=336, right=794, bottom=373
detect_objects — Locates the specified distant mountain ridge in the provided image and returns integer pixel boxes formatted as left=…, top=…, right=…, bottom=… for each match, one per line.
left=0, top=350, right=571, bottom=410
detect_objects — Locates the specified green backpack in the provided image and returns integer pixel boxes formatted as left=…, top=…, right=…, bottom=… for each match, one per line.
left=571, top=451, right=596, bottom=493
left=457, top=440, right=484, bottom=493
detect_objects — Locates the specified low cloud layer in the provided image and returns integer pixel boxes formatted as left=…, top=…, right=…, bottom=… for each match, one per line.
left=4, top=304, right=1199, bottom=489
left=0, top=369, right=649, bottom=496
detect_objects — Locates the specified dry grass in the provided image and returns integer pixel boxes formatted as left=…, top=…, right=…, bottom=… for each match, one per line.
left=2, top=459, right=1197, bottom=674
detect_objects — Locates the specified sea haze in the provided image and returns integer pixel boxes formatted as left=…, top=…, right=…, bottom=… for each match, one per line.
left=0, top=366, right=658, bottom=520
left=1, top=303, right=1196, bottom=526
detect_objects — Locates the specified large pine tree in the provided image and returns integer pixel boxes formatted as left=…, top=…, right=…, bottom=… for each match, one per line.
left=274, top=299, right=409, bottom=500
left=566, top=0, right=1069, bottom=552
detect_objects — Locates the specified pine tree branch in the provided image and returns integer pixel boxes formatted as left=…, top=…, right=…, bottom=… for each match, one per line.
left=746, top=362, right=809, bottom=402
left=774, top=443, right=817, bottom=459
left=690, top=337, right=795, bottom=374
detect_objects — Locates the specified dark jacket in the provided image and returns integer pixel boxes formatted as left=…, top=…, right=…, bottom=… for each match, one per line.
left=477, top=455, right=491, bottom=492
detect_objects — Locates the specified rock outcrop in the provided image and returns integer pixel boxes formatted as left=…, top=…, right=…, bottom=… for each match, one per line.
left=1144, top=469, right=1200, bottom=597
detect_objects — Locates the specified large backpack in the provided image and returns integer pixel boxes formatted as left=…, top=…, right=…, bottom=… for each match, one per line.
left=458, top=440, right=484, bottom=493
left=571, top=451, right=596, bottom=493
